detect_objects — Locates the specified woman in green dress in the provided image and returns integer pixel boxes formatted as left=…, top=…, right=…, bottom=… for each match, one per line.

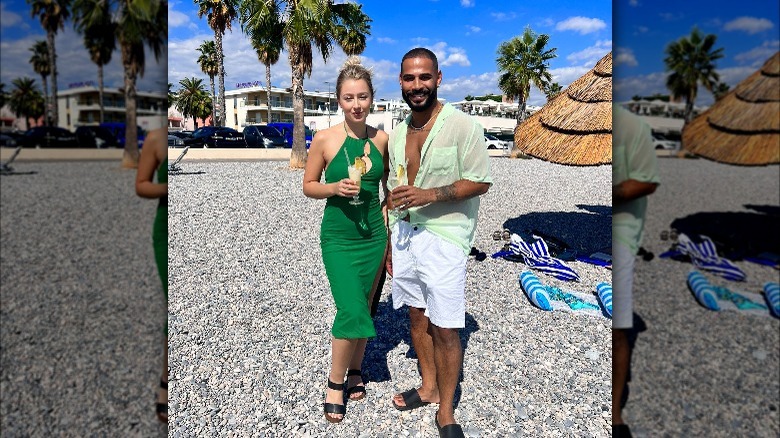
left=303, top=57, right=389, bottom=423
left=135, top=127, right=168, bottom=423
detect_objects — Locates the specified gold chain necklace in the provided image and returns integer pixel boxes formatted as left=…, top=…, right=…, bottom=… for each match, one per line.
left=408, top=104, right=442, bottom=131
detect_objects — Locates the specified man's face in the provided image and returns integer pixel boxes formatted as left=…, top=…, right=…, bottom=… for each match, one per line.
left=400, top=57, right=442, bottom=112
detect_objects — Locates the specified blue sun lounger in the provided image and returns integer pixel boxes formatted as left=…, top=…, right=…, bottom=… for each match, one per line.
left=677, top=234, right=746, bottom=282
left=509, top=233, right=580, bottom=281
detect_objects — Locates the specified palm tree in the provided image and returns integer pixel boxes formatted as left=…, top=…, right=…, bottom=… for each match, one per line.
left=240, top=0, right=372, bottom=168
left=544, top=82, right=563, bottom=101
left=195, top=0, right=238, bottom=127
left=197, top=40, right=219, bottom=126
left=115, top=0, right=167, bottom=168
left=0, top=82, right=7, bottom=109
left=175, top=77, right=211, bottom=129
left=712, top=81, right=730, bottom=101
left=9, top=77, right=46, bottom=130
left=168, top=82, right=176, bottom=108
left=496, top=27, right=557, bottom=125
left=28, top=40, right=51, bottom=125
left=72, top=0, right=116, bottom=124
left=242, top=8, right=283, bottom=125
left=664, top=27, right=724, bottom=124
left=27, top=0, right=70, bottom=127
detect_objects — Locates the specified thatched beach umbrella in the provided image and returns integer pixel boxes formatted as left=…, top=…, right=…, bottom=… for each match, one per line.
left=682, top=51, right=780, bottom=165
left=513, top=52, right=612, bottom=166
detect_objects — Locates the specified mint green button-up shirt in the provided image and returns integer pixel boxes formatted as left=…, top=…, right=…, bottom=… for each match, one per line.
left=388, top=103, right=493, bottom=255
left=613, top=105, right=661, bottom=254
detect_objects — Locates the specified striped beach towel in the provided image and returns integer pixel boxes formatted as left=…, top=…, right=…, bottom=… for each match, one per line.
left=519, top=270, right=553, bottom=311
left=677, top=234, right=746, bottom=281
left=595, top=283, right=613, bottom=317
left=510, top=233, right=580, bottom=281
left=763, top=282, right=780, bottom=318
left=686, top=271, right=721, bottom=311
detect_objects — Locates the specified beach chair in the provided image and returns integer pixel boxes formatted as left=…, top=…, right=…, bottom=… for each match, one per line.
left=168, top=146, right=190, bottom=174
left=0, top=146, right=22, bottom=175
left=676, top=234, right=746, bottom=281
left=509, top=233, right=580, bottom=281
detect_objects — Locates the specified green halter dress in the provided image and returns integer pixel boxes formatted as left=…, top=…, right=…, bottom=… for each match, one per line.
left=153, top=158, right=168, bottom=334
left=320, top=136, right=387, bottom=339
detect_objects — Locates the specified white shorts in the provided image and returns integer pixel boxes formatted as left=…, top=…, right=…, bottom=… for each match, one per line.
left=391, top=221, right=467, bottom=329
left=612, top=241, right=635, bottom=329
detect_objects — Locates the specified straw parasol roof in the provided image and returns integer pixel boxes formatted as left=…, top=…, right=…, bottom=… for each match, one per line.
left=682, top=51, right=780, bottom=165
left=514, top=52, right=612, bottom=166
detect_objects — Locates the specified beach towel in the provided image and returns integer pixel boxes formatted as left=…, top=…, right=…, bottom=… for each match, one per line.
left=686, top=271, right=771, bottom=316
left=676, top=234, right=746, bottom=281
left=519, top=270, right=605, bottom=318
left=763, top=282, right=780, bottom=318
left=595, top=282, right=613, bottom=317
left=510, top=233, right=580, bottom=281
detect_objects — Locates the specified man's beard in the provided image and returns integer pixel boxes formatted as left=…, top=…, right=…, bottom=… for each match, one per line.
left=403, top=87, right=438, bottom=112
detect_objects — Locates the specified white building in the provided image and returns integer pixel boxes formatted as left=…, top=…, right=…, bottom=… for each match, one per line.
left=57, top=84, right=166, bottom=131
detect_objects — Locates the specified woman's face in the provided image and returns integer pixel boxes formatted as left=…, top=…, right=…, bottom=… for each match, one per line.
left=338, top=79, right=372, bottom=123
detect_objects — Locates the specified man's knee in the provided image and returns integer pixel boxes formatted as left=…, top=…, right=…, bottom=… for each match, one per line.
left=430, top=324, right=460, bottom=349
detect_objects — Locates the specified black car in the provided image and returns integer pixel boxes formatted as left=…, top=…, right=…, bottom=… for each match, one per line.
left=243, top=125, right=287, bottom=148
left=184, top=126, right=246, bottom=148
left=20, top=127, right=78, bottom=148
left=0, top=131, right=25, bottom=147
left=75, top=126, right=120, bottom=148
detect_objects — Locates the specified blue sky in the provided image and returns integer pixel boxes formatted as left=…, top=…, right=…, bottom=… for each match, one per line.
left=0, top=1, right=167, bottom=96
left=169, top=0, right=611, bottom=106
left=613, top=0, right=779, bottom=105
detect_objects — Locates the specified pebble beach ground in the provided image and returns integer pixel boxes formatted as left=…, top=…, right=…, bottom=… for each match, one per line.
left=167, top=156, right=613, bottom=437
left=623, top=157, right=779, bottom=438
left=0, top=161, right=168, bottom=437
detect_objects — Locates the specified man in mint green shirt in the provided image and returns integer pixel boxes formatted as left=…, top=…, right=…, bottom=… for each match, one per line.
left=385, top=48, right=491, bottom=437
left=612, top=104, right=660, bottom=438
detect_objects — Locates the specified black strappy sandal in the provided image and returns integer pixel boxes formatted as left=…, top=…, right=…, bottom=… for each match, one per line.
left=345, top=369, right=366, bottom=401
left=156, top=380, right=168, bottom=423
left=323, top=379, right=346, bottom=423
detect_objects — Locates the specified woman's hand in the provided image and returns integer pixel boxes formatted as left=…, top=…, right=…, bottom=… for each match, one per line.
left=333, top=178, right=360, bottom=198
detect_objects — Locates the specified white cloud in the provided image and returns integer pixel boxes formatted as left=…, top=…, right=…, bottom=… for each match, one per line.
left=636, top=26, right=648, bottom=33
left=466, top=25, right=481, bottom=35
left=1, top=26, right=166, bottom=94
left=429, top=42, right=470, bottom=67
left=659, top=12, right=684, bottom=21
left=0, top=2, right=25, bottom=28
left=460, top=0, right=474, bottom=7
left=734, top=40, right=780, bottom=64
left=612, top=72, right=667, bottom=102
left=555, top=17, right=607, bottom=35
left=538, top=18, right=555, bottom=28
left=629, top=0, right=639, bottom=6
left=376, top=37, right=396, bottom=44
left=723, top=17, right=774, bottom=34
left=548, top=65, right=591, bottom=88
left=566, top=40, right=612, bottom=66
left=614, top=47, right=638, bottom=67
left=491, top=12, right=517, bottom=22
left=438, top=72, right=501, bottom=101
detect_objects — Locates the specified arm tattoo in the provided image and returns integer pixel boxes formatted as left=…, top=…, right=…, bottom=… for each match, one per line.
left=434, top=185, right=457, bottom=202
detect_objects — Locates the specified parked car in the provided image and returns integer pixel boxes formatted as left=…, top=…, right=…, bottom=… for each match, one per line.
left=0, top=132, right=18, bottom=148
left=484, top=133, right=510, bottom=150
left=75, top=126, right=120, bottom=148
left=100, top=122, right=146, bottom=148
left=652, top=132, right=679, bottom=150
left=267, top=122, right=313, bottom=148
left=243, top=125, right=287, bottom=148
left=19, top=126, right=78, bottom=148
left=168, top=134, right=185, bottom=148
left=169, top=131, right=192, bottom=140
left=184, top=126, right=246, bottom=148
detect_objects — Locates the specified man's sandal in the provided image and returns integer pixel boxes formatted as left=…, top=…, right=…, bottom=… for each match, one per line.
left=346, top=369, right=366, bottom=401
left=434, top=410, right=465, bottom=438
left=392, top=388, right=430, bottom=411
left=323, top=379, right=346, bottom=423
left=156, top=380, right=168, bottom=423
